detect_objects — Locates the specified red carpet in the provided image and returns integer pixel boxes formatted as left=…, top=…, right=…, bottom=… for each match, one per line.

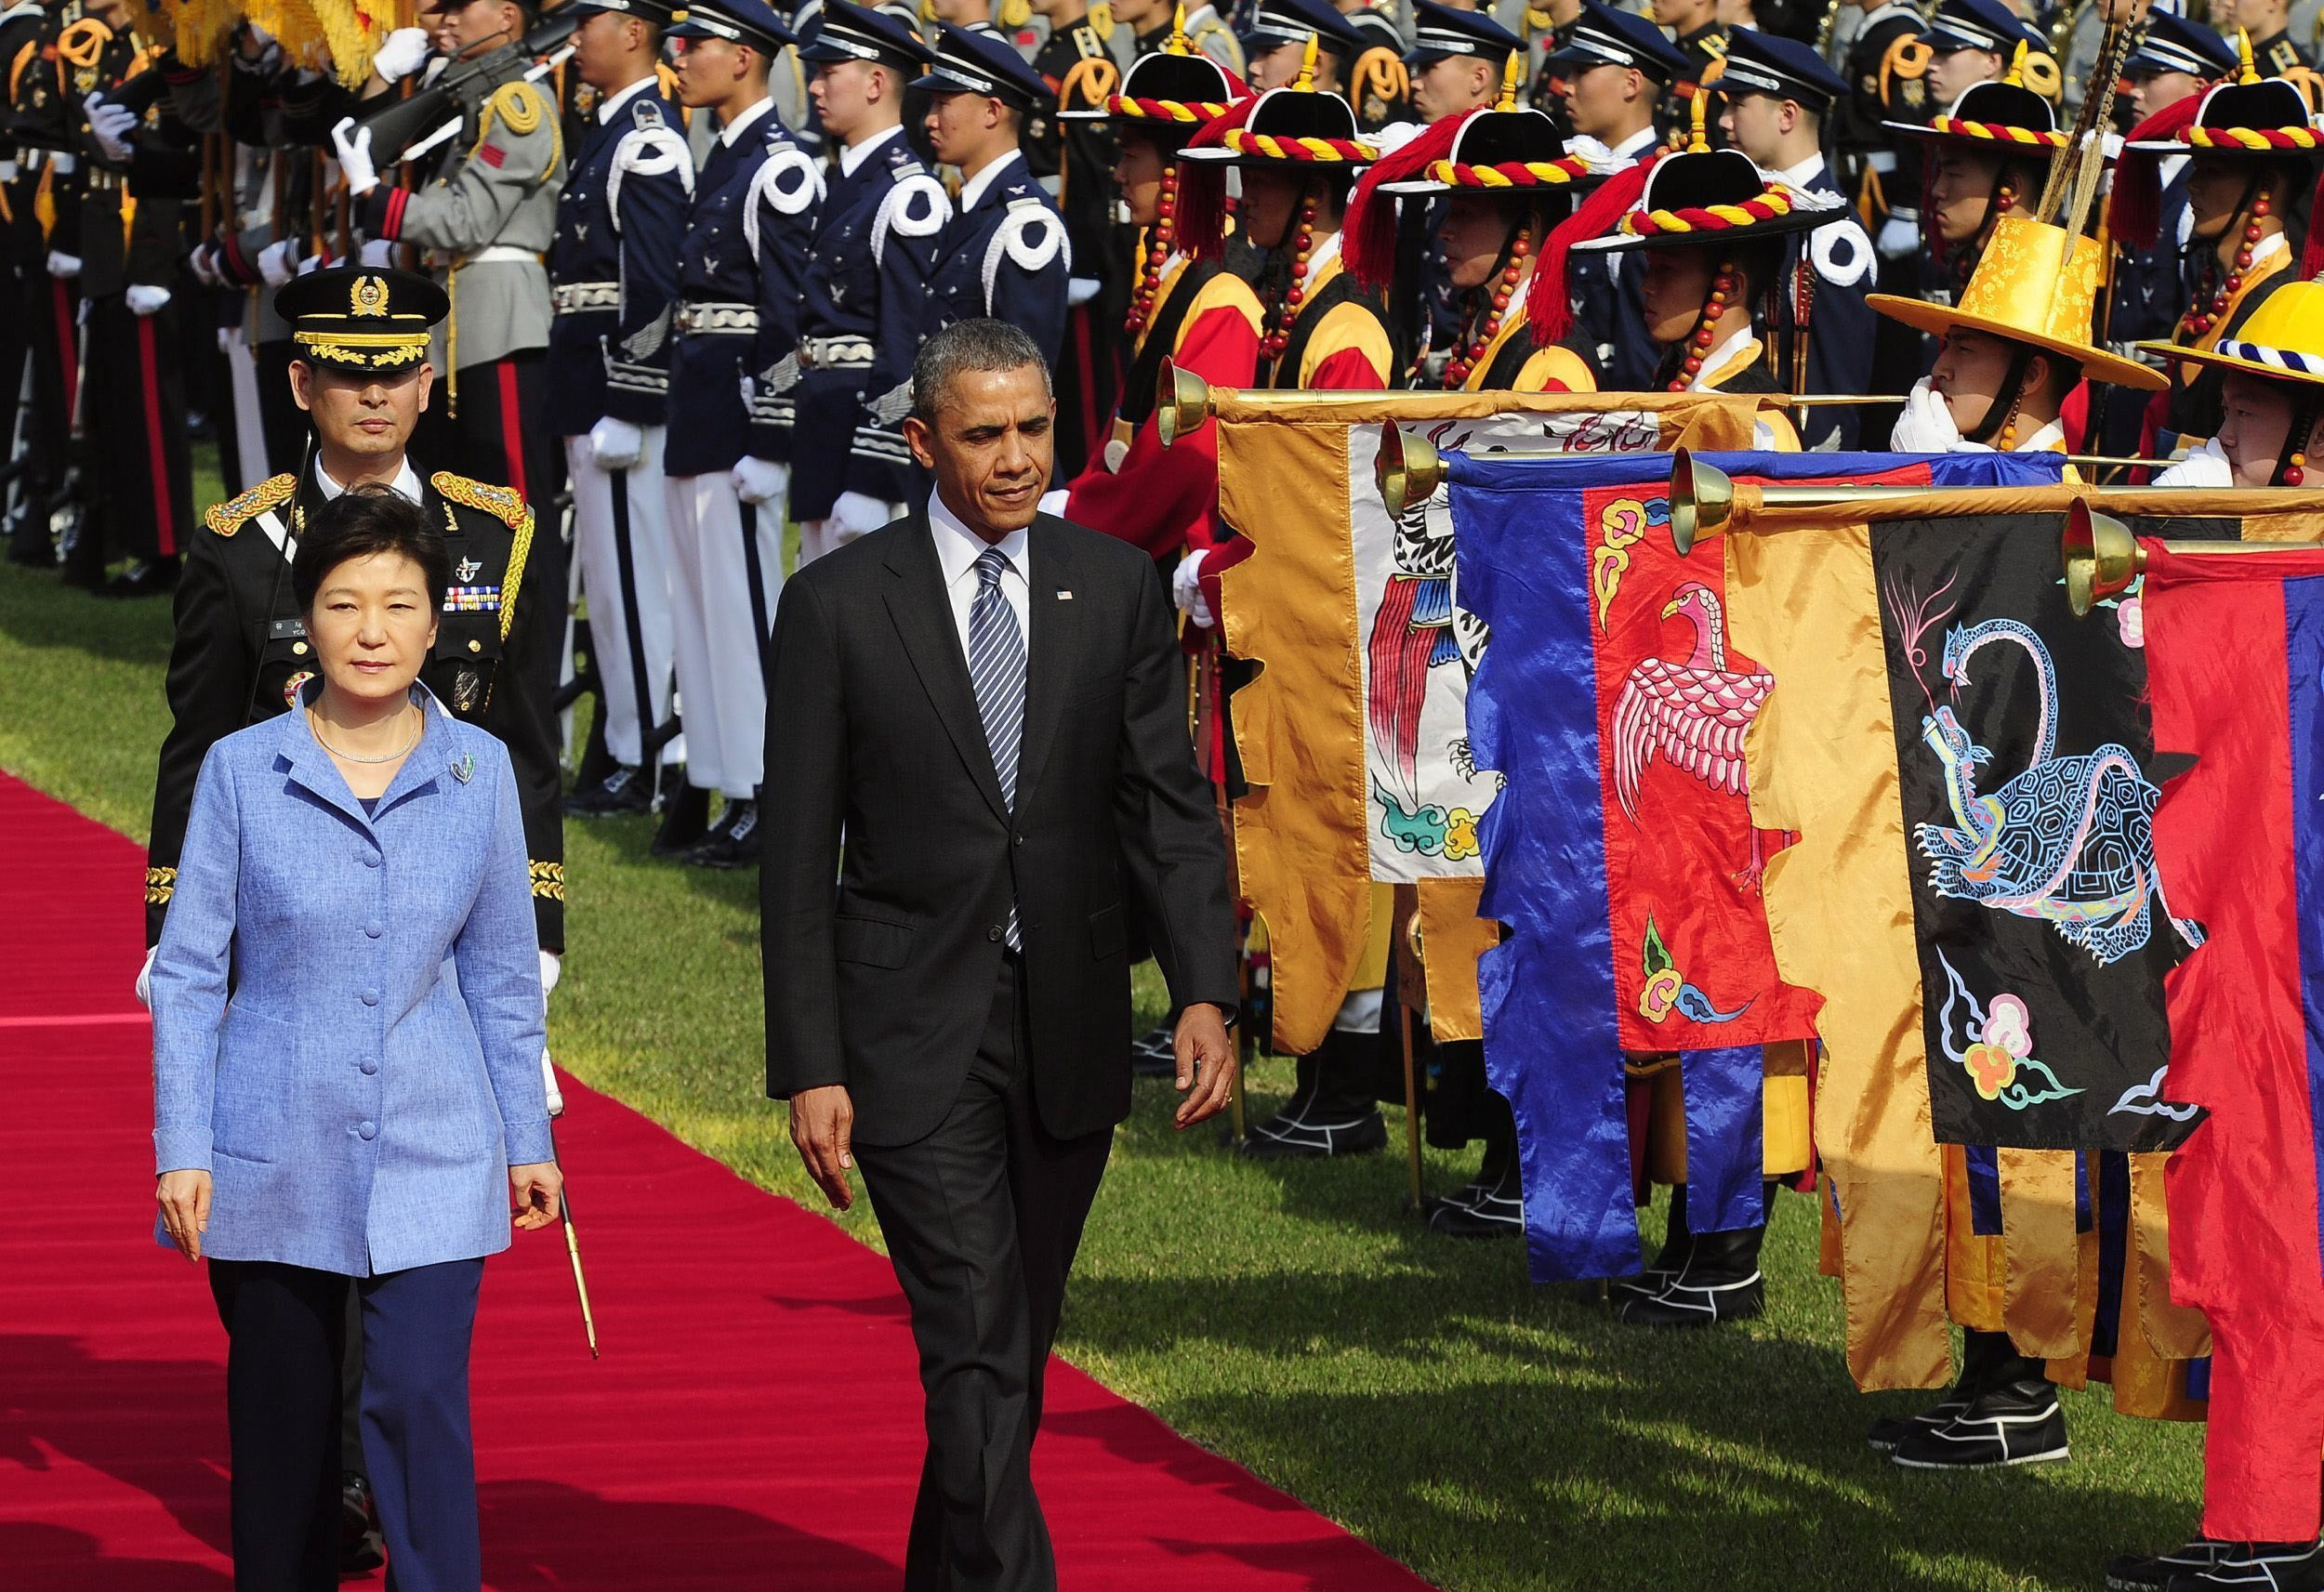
left=0, top=772, right=1433, bottom=1592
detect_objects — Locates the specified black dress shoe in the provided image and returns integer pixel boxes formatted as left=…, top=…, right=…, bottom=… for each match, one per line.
left=565, top=765, right=652, bottom=816
left=1130, top=1021, right=1180, bottom=1079
left=1617, top=1222, right=1765, bottom=1327
left=1425, top=1152, right=1522, bottom=1237
left=2107, top=1539, right=2233, bottom=1591
left=1866, top=1398, right=1971, bottom=1455
left=1889, top=1375, right=2069, bottom=1469
left=101, top=559, right=179, bottom=598
left=651, top=782, right=715, bottom=857
left=340, top=1471, right=386, bottom=1575
left=2165, top=1541, right=2324, bottom=1591
left=689, top=799, right=761, bottom=868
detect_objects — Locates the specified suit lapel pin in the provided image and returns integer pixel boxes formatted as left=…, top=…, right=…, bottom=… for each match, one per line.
left=456, top=557, right=482, bottom=582
left=451, top=752, right=475, bottom=784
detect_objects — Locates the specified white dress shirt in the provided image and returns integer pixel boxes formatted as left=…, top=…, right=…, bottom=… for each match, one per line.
left=957, top=149, right=1023, bottom=215
left=839, top=122, right=905, bottom=178
left=596, top=75, right=654, bottom=125
left=314, top=454, right=425, bottom=505
left=929, top=490, right=1030, bottom=665
left=720, top=96, right=774, bottom=148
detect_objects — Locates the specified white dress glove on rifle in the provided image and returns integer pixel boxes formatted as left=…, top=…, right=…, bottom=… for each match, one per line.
left=86, top=95, right=138, bottom=164
left=46, top=249, right=81, bottom=279
left=331, top=120, right=378, bottom=197
left=732, top=455, right=789, bottom=505
left=125, top=283, right=171, bottom=317
left=135, top=944, right=157, bottom=1012
left=371, top=28, right=430, bottom=84
left=1172, top=548, right=1215, bottom=629
left=1890, top=378, right=1970, bottom=453
left=359, top=237, right=395, bottom=267
left=588, top=416, right=644, bottom=471
left=827, top=490, right=895, bottom=538
left=1876, top=214, right=1921, bottom=259
left=188, top=244, right=220, bottom=287
left=257, top=239, right=299, bottom=286
left=2150, top=436, right=2234, bottom=488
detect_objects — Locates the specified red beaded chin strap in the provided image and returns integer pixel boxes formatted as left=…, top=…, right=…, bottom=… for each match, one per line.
left=1128, top=163, right=1181, bottom=336
left=1261, top=191, right=1321, bottom=362
left=1444, top=226, right=1531, bottom=389
left=1668, top=260, right=1739, bottom=393
left=2179, top=191, right=2273, bottom=342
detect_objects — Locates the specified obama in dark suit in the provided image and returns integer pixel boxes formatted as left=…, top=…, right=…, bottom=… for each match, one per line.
left=761, top=318, right=1239, bottom=1591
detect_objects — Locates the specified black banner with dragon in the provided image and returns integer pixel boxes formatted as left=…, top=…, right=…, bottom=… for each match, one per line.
left=1871, top=513, right=2223, bottom=1151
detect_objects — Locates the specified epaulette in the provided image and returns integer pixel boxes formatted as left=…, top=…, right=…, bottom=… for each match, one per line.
left=432, top=470, right=530, bottom=532
left=205, top=473, right=297, bottom=537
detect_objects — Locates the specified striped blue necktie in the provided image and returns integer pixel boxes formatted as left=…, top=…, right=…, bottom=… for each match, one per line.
left=967, top=545, right=1024, bottom=950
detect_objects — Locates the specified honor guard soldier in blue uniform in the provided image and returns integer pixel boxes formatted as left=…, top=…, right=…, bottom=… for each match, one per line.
left=1715, top=27, right=1878, bottom=448
left=2096, top=11, right=2238, bottom=459
left=658, top=0, right=805, bottom=867
left=1241, top=0, right=1363, bottom=98
left=914, top=29, right=1073, bottom=362
left=768, top=2, right=941, bottom=561
left=550, top=0, right=694, bottom=822
left=1544, top=0, right=1689, bottom=389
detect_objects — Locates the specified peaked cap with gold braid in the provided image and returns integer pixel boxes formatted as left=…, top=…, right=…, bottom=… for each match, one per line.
left=275, top=265, right=448, bottom=373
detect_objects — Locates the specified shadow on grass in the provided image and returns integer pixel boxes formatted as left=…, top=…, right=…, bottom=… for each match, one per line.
left=0, top=562, right=178, bottom=670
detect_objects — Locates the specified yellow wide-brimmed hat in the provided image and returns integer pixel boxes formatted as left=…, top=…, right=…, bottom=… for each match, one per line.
left=1867, top=215, right=2168, bottom=390
left=2133, top=280, right=2324, bottom=388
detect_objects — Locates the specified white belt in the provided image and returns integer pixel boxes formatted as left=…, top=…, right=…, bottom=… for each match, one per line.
left=553, top=282, right=619, bottom=314
left=468, top=245, right=542, bottom=266
left=1867, top=151, right=1898, bottom=175
left=799, top=335, right=874, bottom=371
left=675, top=301, right=759, bottom=336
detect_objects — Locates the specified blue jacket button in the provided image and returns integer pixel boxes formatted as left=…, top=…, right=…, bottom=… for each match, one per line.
left=362, top=852, right=381, bottom=868
left=365, top=922, right=384, bottom=939
left=361, top=989, right=379, bottom=1007
left=360, top=1059, right=379, bottom=1075
left=357, top=1121, right=377, bottom=1140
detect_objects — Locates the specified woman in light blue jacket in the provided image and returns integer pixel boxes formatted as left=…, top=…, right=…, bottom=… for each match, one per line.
left=152, top=487, right=562, bottom=1592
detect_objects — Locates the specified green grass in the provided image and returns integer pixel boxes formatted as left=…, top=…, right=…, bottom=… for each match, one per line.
left=0, top=498, right=2211, bottom=1590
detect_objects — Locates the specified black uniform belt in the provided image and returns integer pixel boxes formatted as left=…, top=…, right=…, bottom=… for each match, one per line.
left=552, top=282, right=619, bottom=314
left=674, top=300, right=759, bottom=336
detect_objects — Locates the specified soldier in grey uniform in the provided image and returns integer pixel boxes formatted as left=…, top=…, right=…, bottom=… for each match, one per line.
left=337, top=0, right=566, bottom=521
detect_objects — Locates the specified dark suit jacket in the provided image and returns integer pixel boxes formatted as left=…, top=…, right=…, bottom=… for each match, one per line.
left=761, top=507, right=1238, bottom=1148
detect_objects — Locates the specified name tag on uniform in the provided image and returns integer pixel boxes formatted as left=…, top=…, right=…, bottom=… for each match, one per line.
left=443, top=585, right=502, bottom=612
left=269, top=617, right=309, bottom=639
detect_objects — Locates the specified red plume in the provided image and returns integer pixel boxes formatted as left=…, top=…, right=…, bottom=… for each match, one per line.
left=1527, top=155, right=1653, bottom=346
left=1343, top=112, right=1472, bottom=291
left=1175, top=96, right=1259, bottom=262
left=2302, top=164, right=2324, bottom=279
left=2108, top=94, right=2202, bottom=250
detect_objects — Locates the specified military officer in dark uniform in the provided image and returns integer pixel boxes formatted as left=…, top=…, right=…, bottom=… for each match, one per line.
left=549, top=0, right=693, bottom=822
left=1653, top=0, right=1728, bottom=145
left=2096, top=10, right=2238, bottom=459
left=768, top=1, right=939, bottom=559
left=1544, top=0, right=1689, bottom=388
left=2246, top=0, right=2314, bottom=77
left=4, top=0, right=85, bottom=568
left=1339, top=0, right=1413, bottom=130
left=145, top=267, right=565, bottom=962
left=1717, top=27, right=1878, bottom=447
left=658, top=0, right=807, bottom=868
left=1829, top=0, right=1929, bottom=328
left=1024, top=0, right=1132, bottom=479
left=0, top=0, right=50, bottom=556
left=914, top=28, right=1073, bottom=360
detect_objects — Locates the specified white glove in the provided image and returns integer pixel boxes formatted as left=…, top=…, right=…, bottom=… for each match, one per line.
left=1066, top=275, right=1101, bottom=307
left=1037, top=488, right=1069, bottom=518
left=828, top=490, right=895, bottom=537
left=372, top=27, right=430, bottom=84
left=257, top=238, right=298, bottom=286
left=86, top=95, right=137, bottom=164
left=359, top=236, right=394, bottom=267
left=46, top=249, right=82, bottom=279
left=2151, top=435, right=2234, bottom=488
left=188, top=243, right=220, bottom=286
left=1876, top=213, right=1921, bottom=259
left=1890, top=378, right=1968, bottom=454
left=1171, top=548, right=1215, bottom=629
left=541, top=1049, right=565, bottom=1116
left=125, top=283, right=171, bottom=317
left=738, top=372, right=758, bottom=408
left=539, top=948, right=561, bottom=1001
left=588, top=416, right=643, bottom=470
left=733, top=454, right=789, bottom=505
left=331, top=119, right=378, bottom=197
left=135, top=944, right=157, bottom=1012
left=297, top=249, right=330, bottom=274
